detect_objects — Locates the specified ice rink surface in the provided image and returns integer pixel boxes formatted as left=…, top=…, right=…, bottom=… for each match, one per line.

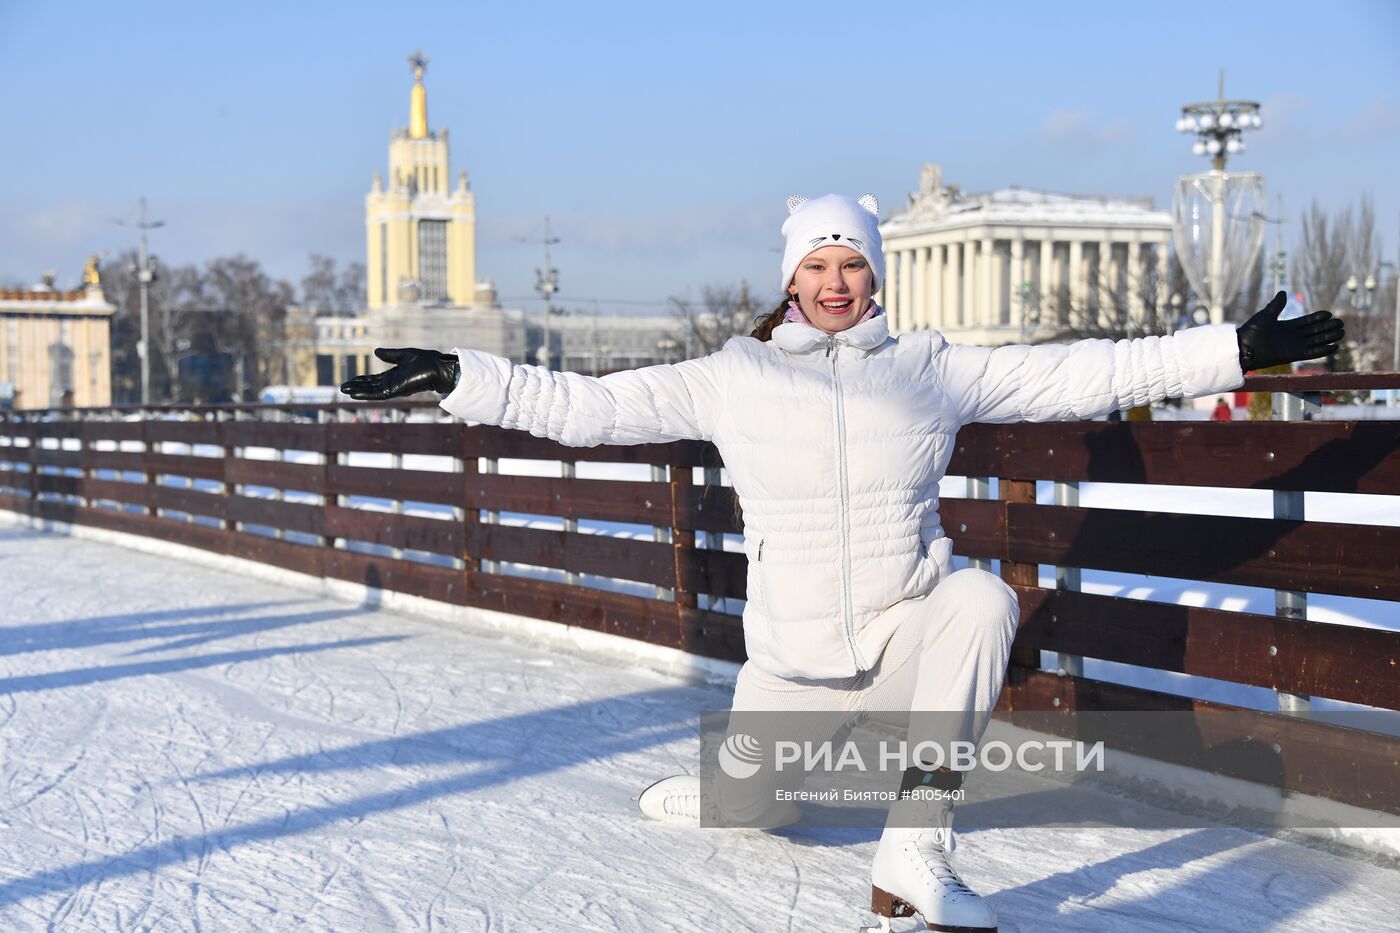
left=2, top=521, right=1398, bottom=932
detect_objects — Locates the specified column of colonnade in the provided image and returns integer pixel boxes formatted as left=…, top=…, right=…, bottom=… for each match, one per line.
left=1039, top=238, right=1055, bottom=332
left=1097, top=239, right=1110, bottom=320
left=881, top=248, right=896, bottom=326
left=911, top=247, right=926, bottom=330
left=977, top=238, right=991, bottom=329
left=929, top=244, right=943, bottom=330
left=901, top=249, right=910, bottom=329
left=1068, top=240, right=1084, bottom=324
left=1155, top=242, right=1169, bottom=322
left=1010, top=238, right=1025, bottom=330
left=1128, top=241, right=1143, bottom=322
left=961, top=240, right=975, bottom=332
left=880, top=248, right=890, bottom=323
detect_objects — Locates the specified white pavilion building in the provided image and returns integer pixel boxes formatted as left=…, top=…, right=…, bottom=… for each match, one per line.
left=878, top=163, right=1176, bottom=345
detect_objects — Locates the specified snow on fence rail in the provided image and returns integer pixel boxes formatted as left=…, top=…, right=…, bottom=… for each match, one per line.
left=2, top=373, right=1399, bottom=821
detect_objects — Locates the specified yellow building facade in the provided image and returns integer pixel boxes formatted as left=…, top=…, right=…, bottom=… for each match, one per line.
left=0, top=262, right=114, bottom=410
left=365, top=51, right=480, bottom=309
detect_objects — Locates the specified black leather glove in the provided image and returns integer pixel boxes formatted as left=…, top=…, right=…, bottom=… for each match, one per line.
left=1236, top=290, right=1345, bottom=373
left=339, top=348, right=460, bottom=400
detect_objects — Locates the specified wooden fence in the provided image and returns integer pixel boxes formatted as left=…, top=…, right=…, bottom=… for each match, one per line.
left=2, top=372, right=1398, bottom=817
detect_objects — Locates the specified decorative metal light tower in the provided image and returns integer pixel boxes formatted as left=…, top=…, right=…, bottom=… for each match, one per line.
left=1171, top=71, right=1267, bottom=324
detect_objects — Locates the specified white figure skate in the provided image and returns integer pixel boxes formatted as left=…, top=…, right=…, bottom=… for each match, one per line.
left=638, top=774, right=708, bottom=825
left=637, top=774, right=800, bottom=828
left=865, top=798, right=997, bottom=932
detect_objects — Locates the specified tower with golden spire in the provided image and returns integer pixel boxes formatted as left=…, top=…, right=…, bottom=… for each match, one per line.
left=365, top=50, right=479, bottom=309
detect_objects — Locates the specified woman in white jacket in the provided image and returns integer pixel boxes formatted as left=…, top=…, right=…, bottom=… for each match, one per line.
left=343, top=194, right=1343, bottom=932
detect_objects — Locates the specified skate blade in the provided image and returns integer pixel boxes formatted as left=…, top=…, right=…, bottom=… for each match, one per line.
left=868, top=885, right=998, bottom=933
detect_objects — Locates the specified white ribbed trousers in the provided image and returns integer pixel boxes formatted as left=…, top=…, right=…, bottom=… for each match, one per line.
left=717, top=567, right=1021, bottom=823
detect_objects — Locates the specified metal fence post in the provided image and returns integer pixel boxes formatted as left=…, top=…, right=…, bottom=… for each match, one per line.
left=389, top=406, right=405, bottom=561
left=321, top=406, right=344, bottom=553
left=451, top=425, right=467, bottom=573
left=1273, top=388, right=1320, bottom=714
left=967, top=475, right=992, bottom=572
left=269, top=407, right=285, bottom=540
left=481, top=453, right=499, bottom=576
left=26, top=415, right=39, bottom=507
left=702, top=464, right=723, bottom=611
left=652, top=463, right=675, bottom=601
left=1053, top=479, right=1085, bottom=679
left=78, top=413, right=92, bottom=511
left=141, top=414, right=155, bottom=519
left=224, top=407, right=238, bottom=534
left=562, top=459, right=579, bottom=586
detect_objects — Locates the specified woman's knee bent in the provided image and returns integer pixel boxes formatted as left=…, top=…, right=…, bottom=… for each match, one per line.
left=930, top=567, right=1020, bottom=645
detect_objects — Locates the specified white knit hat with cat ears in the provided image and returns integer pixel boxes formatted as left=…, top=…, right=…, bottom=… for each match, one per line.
left=780, top=193, right=883, bottom=295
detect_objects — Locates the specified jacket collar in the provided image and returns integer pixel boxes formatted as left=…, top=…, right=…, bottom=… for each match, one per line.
left=771, top=311, right=890, bottom=355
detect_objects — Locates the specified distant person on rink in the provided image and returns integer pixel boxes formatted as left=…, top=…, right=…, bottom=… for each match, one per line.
left=1212, top=396, right=1234, bottom=421
left=341, top=194, right=1344, bottom=932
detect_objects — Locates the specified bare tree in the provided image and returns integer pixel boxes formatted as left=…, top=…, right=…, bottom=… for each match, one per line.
left=1342, top=195, right=1386, bottom=371
left=1291, top=199, right=1352, bottom=318
left=1376, top=276, right=1398, bottom=372
left=300, top=254, right=366, bottom=316
left=668, top=280, right=759, bottom=356
left=1224, top=250, right=1266, bottom=325
left=336, top=261, right=366, bottom=313
left=300, top=254, right=339, bottom=315
left=101, top=249, right=204, bottom=403
left=1032, top=248, right=1177, bottom=343
left=152, top=263, right=207, bottom=402
left=201, top=255, right=295, bottom=400
left=103, top=252, right=295, bottom=402
left=1289, top=194, right=1388, bottom=371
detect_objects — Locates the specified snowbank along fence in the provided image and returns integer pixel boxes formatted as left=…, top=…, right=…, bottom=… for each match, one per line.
left=2, top=371, right=1398, bottom=820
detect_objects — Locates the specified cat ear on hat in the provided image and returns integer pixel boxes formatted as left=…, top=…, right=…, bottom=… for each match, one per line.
left=857, top=193, right=879, bottom=217
left=786, top=195, right=809, bottom=215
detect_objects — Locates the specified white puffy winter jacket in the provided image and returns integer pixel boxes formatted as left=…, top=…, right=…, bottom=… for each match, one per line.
left=440, top=312, right=1245, bottom=679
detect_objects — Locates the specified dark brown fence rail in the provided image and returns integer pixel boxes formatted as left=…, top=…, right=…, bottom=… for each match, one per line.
left=3, top=372, right=1398, bottom=817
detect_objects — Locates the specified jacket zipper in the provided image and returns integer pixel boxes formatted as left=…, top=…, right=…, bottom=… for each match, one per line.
left=755, top=537, right=765, bottom=611
left=826, top=335, right=864, bottom=672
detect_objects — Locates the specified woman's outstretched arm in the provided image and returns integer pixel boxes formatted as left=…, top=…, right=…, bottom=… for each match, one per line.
left=933, top=292, right=1344, bottom=426
left=343, top=345, right=728, bottom=447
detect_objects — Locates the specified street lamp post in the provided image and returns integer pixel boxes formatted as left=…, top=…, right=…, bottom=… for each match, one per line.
left=1172, top=71, right=1266, bottom=325
left=1346, top=272, right=1376, bottom=317
left=113, top=197, right=164, bottom=405
left=656, top=336, right=678, bottom=364
left=1346, top=271, right=1378, bottom=380
left=532, top=217, right=561, bottom=370
left=1169, top=292, right=1186, bottom=330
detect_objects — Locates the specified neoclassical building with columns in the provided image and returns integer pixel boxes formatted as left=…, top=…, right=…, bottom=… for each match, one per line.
left=878, top=164, right=1175, bottom=346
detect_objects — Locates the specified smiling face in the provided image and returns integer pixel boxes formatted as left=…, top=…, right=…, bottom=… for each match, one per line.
left=787, top=245, right=875, bottom=333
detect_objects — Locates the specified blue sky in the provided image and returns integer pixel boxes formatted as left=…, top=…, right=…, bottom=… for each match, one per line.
left=2, top=0, right=1397, bottom=313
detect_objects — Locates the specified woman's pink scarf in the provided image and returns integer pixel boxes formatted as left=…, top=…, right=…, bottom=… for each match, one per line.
left=784, top=299, right=884, bottom=327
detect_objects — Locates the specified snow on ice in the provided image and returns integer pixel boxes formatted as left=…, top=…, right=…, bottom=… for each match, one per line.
left=2, top=445, right=1399, bottom=930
